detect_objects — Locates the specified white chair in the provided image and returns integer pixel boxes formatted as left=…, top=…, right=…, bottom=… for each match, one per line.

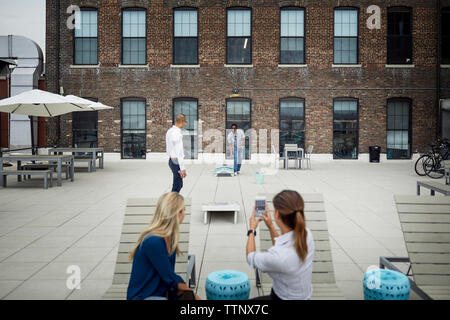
left=301, top=145, right=314, bottom=169
left=283, top=144, right=299, bottom=169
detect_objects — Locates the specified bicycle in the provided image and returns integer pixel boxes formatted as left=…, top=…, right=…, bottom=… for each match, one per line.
left=418, top=139, right=450, bottom=179
left=414, top=142, right=441, bottom=176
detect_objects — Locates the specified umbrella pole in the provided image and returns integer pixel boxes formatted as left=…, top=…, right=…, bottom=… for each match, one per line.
left=29, top=116, right=36, bottom=155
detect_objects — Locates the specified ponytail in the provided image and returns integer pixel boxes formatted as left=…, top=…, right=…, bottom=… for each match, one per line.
left=273, top=190, right=308, bottom=262
left=294, top=211, right=308, bottom=262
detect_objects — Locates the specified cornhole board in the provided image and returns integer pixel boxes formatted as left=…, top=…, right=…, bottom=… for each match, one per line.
left=202, top=202, right=240, bottom=224
left=215, top=166, right=234, bottom=177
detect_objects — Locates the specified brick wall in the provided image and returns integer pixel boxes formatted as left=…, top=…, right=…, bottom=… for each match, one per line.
left=46, top=0, right=446, bottom=156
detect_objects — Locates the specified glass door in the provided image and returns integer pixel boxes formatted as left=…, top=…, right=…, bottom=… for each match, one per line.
left=333, top=99, right=358, bottom=159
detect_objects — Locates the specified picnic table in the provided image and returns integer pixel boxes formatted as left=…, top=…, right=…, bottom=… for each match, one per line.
left=48, top=147, right=104, bottom=171
left=283, top=146, right=304, bottom=170
left=0, top=154, right=74, bottom=187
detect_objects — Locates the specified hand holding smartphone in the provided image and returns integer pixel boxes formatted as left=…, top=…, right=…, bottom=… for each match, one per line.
left=255, top=196, right=266, bottom=219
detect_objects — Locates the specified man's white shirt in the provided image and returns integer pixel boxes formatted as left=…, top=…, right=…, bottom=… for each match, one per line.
left=166, top=125, right=185, bottom=170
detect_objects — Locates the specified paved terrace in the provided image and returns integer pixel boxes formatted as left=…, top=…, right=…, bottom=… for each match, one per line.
left=0, top=158, right=434, bottom=300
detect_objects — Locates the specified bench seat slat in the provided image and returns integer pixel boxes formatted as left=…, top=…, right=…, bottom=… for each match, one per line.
left=413, top=275, right=450, bottom=286
left=123, top=214, right=191, bottom=224
left=395, top=195, right=450, bottom=205
left=398, top=205, right=450, bottom=215
left=420, top=285, right=450, bottom=299
left=408, top=253, right=450, bottom=264
left=412, top=264, right=450, bottom=275
left=404, top=233, right=450, bottom=243
left=125, top=206, right=191, bottom=215
left=406, top=243, right=450, bottom=253
left=122, top=223, right=190, bottom=234
left=399, top=214, right=450, bottom=223
left=402, top=223, right=450, bottom=233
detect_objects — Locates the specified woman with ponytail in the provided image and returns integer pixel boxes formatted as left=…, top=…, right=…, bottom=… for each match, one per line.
left=127, top=192, right=200, bottom=300
left=246, top=190, right=315, bottom=300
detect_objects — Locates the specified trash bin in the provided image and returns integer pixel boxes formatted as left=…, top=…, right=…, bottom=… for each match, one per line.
left=369, top=146, right=381, bottom=163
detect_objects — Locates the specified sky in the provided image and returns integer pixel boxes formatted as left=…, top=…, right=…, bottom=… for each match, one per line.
left=0, top=0, right=46, bottom=60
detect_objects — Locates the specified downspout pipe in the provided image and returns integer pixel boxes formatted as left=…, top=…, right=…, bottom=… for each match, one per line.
left=437, top=0, right=441, bottom=139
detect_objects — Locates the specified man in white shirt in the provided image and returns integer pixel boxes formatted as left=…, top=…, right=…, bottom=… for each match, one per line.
left=166, top=114, right=187, bottom=193
left=227, top=123, right=245, bottom=175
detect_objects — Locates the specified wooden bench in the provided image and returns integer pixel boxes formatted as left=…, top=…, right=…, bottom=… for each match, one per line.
left=380, top=195, right=450, bottom=300
left=21, top=163, right=71, bottom=180
left=73, top=157, right=93, bottom=172
left=1, top=170, right=53, bottom=189
left=256, top=193, right=345, bottom=300
left=103, top=197, right=195, bottom=300
left=417, top=181, right=450, bottom=196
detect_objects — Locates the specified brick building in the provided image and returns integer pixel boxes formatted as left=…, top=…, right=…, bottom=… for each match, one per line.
left=45, top=0, right=449, bottom=160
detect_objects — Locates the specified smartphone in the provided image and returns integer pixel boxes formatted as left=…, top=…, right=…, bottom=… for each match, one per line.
left=255, top=196, right=266, bottom=219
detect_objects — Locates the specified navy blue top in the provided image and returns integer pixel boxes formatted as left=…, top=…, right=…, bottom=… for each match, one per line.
left=127, top=235, right=184, bottom=300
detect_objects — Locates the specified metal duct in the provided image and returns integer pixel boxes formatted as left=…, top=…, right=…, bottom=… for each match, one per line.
left=0, top=35, right=44, bottom=151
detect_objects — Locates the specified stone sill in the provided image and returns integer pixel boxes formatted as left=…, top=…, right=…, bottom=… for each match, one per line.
left=70, top=64, right=100, bottom=69
left=332, top=64, right=362, bottom=68
left=441, top=65, right=450, bottom=68
left=278, top=64, right=307, bottom=68
left=224, top=64, right=253, bottom=68
left=170, top=64, right=200, bottom=68
left=118, top=64, right=149, bottom=68
left=385, top=64, right=415, bottom=68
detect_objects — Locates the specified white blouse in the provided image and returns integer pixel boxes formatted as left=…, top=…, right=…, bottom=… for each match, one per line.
left=247, top=229, right=315, bottom=300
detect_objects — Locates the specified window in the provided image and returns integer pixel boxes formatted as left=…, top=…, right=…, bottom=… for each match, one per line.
left=227, top=8, right=251, bottom=64
left=121, top=99, right=146, bottom=159
left=173, top=98, right=198, bottom=159
left=387, top=7, right=412, bottom=64
left=334, top=8, right=358, bottom=64
left=173, top=8, right=198, bottom=64
left=442, top=7, right=450, bottom=64
left=226, top=99, right=251, bottom=159
left=333, top=99, right=358, bottom=159
left=387, top=99, right=411, bottom=159
left=73, top=98, right=98, bottom=148
left=280, top=8, right=305, bottom=64
left=279, top=98, right=305, bottom=157
left=74, top=9, right=98, bottom=65
left=122, top=9, right=146, bottom=65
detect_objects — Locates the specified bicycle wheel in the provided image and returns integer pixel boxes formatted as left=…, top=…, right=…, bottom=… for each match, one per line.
left=423, top=156, right=445, bottom=179
left=414, top=154, right=429, bottom=176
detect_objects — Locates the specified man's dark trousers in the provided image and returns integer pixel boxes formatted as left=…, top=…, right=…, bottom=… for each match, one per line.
left=169, top=159, right=183, bottom=193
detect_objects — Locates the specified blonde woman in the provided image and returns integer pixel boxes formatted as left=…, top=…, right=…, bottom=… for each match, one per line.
left=127, top=192, right=200, bottom=300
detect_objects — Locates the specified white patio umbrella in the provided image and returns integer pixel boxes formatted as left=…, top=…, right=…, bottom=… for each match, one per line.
left=64, top=95, right=113, bottom=111
left=0, top=89, right=109, bottom=154
left=0, top=89, right=97, bottom=117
